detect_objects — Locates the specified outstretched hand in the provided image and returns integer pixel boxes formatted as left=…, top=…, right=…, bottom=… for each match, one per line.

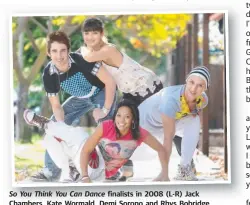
left=93, top=108, right=107, bottom=122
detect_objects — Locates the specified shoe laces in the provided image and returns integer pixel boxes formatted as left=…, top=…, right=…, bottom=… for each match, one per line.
left=32, top=114, right=50, bottom=129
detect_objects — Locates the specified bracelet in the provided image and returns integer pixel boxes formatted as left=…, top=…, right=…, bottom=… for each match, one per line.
left=102, top=107, right=110, bottom=115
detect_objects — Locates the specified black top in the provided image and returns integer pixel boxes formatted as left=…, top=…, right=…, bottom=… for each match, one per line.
left=42, top=52, right=104, bottom=98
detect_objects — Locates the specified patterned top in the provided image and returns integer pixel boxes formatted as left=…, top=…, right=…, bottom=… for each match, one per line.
left=98, top=120, right=148, bottom=178
left=102, top=51, right=161, bottom=97
left=42, top=52, right=104, bottom=98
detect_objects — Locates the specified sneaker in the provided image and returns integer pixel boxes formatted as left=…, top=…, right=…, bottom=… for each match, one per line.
left=88, top=149, right=99, bottom=169
left=174, top=164, right=198, bottom=181
left=69, top=165, right=81, bottom=182
left=30, top=170, right=50, bottom=182
left=120, top=159, right=134, bottom=178
left=105, top=168, right=134, bottom=182
left=23, top=109, right=50, bottom=129
left=105, top=171, right=121, bottom=182
left=191, top=160, right=197, bottom=175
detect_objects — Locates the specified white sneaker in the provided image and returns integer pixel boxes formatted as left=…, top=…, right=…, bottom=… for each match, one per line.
left=174, top=164, right=198, bottom=181
left=23, top=109, right=50, bottom=129
left=191, top=160, right=197, bottom=174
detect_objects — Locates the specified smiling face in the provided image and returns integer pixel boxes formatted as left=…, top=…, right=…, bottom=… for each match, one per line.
left=47, top=41, right=69, bottom=72
left=185, top=75, right=206, bottom=102
left=82, top=30, right=104, bottom=49
left=114, top=106, right=133, bottom=136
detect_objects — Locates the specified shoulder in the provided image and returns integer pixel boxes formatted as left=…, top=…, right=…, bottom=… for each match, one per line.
left=158, top=86, right=182, bottom=118
left=70, top=51, right=96, bottom=67
left=198, top=92, right=209, bottom=109
left=101, top=44, right=117, bottom=54
left=202, top=92, right=208, bottom=100
left=70, top=52, right=83, bottom=61
left=163, top=85, right=184, bottom=94
left=102, top=120, right=115, bottom=131
left=139, top=126, right=149, bottom=137
left=161, top=85, right=184, bottom=101
left=137, top=127, right=149, bottom=144
left=43, top=62, right=52, bottom=73
left=42, top=61, right=55, bottom=78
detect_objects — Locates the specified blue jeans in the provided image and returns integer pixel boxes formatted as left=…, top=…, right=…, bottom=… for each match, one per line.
left=44, top=89, right=117, bottom=180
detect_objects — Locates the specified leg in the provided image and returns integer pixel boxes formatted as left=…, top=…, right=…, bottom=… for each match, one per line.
left=180, top=115, right=200, bottom=166
left=73, top=144, right=105, bottom=182
left=44, top=135, right=71, bottom=181
left=42, top=96, right=95, bottom=180
left=46, top=119, right=106, bottom=181
left=173, top=135, right=182, bottom=157
left=173, top=134, right=196, bottom=166
left=174, top=115, right=200, bottom=181
left=173, top=135, right=196, bottom=174
left=51, top=96, right=93, bottom=125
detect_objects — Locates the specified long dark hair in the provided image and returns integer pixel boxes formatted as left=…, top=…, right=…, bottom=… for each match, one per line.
left=81, top=17, right=104, bottom=33
left=81, top=17, right=108, bottom=45
left=112, top=99, right=140, bottom=140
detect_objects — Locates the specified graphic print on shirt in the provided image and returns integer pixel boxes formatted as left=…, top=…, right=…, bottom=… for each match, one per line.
left=98, top=138, right=138, bottom=178
left=60, top=72, right=100, bottom=97
left=42, top=52, right=104, bottom=97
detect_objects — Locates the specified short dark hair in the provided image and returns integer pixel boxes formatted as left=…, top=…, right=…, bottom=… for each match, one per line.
left=46, top=31, right=71, bottom=53
left=112, top=99, right=141, bottom=140
left=81, top=17, right=104, bottom=33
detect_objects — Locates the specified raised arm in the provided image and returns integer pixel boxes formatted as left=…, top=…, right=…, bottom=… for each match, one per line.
left=80, top=124, right=103, bottom=182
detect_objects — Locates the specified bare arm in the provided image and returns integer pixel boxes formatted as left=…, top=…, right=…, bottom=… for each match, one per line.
left=143, top=132, right=169, bottom=181
left=94, top=65, right=116, bottom=121
left=161, top=114, right=176, bottom=169
left=80, top=124, right=103, bottom=180
left=48, top=95, right=64, bottom=122
left=81, top=46, right=111, bottom=62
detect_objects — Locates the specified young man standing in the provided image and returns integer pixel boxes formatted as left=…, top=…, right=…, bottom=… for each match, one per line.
left=29, top=31, right=117, bottom=182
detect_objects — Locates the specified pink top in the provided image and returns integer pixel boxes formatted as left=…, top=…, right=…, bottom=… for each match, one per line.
left=98, top=120, right=148, bottom=178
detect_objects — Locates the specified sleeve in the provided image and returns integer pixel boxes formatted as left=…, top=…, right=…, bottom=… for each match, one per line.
left=72, top=52, right=101, bottom=76
left=137, top=127, right=149, bottom=145
left=101, top=120, right=114, bottom=138
left=90, top=61, right=102, bottom=76
left=42, top=70, right=60, bottom=97
left=159, top=91, right=179, bottom=119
